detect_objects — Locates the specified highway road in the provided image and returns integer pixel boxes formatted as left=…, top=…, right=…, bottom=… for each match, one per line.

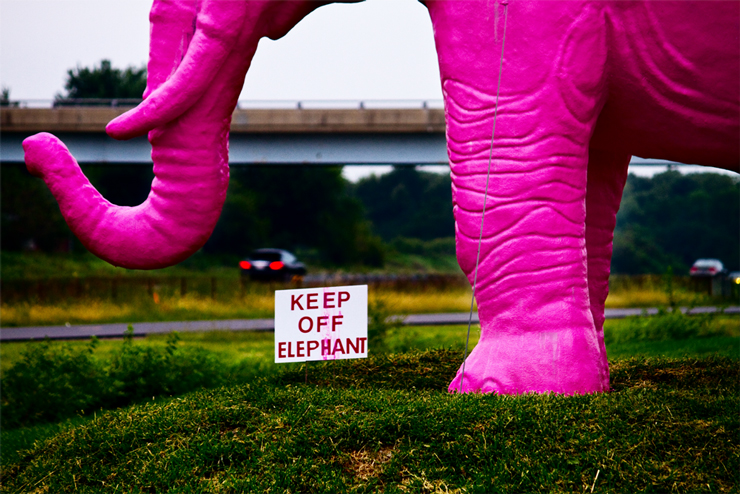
left=1, top=306, right=737, bottom=342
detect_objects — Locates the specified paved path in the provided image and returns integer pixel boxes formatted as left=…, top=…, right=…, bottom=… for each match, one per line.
left=1, top=306, right=737, bottom=342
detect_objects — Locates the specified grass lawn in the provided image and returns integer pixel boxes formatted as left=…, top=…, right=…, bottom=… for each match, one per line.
left=1, top=351, right=738, bottom=493
left=2, top=314, right=739, bottom=491
left=3, top=251, right=737, bottom=490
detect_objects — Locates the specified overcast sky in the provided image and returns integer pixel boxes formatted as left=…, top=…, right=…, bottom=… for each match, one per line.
left=0, top=0, right=442, bottom=102
left=1, top=0, right=736, bottom=181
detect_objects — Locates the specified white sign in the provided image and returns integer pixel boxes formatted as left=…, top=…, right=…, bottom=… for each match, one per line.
left=274, top=285, right=368, bottom=363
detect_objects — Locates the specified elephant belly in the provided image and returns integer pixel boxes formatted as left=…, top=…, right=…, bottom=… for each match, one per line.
left=590, top=0, right=740, bottom=171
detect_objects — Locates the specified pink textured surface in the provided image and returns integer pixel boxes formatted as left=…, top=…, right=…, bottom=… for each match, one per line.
left=23, top=0, right=739, bottom=393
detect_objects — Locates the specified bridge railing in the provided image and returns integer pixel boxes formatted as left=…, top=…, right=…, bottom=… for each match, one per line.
left=2, top=98, right=445, bottom=110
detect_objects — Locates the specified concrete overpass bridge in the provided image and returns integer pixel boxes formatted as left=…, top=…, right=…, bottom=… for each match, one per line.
left=1, top=103, right=448, bottom=166
left=0, top=102, right=686, bottom=168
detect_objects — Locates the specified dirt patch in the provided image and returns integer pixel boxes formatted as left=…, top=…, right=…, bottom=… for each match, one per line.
left=345, top=446, right=395, bottom=481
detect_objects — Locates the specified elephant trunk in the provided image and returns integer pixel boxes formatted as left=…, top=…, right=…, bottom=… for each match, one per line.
left=23, top=119, right=228, bottom=269
left=23, top=78, right=237, bottom=269
left=22, top=0, right=256, bottom=269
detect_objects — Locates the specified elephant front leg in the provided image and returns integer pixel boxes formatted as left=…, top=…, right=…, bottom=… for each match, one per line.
left=429, top=0, right=611, bottom=395
left=448, top=148, right=628, bottom=397
left=448, top=132, right=607, bottom=395
left=441, top=74, right=611, bottom=395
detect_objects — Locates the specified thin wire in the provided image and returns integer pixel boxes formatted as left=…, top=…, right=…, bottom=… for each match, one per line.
left=459, top=1, right=509, bottom=394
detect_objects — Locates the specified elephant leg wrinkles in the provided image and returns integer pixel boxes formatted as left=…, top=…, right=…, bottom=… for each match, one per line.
left=445, top=100, right=610, bottom=394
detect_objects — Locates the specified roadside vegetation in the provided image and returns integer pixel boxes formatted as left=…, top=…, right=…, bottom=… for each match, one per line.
left=2, top=249, right=732, bottom=328
left=0, top=278, right=725, bottom=328
left=2, top=344, right=738, bottom=492
left=0, top=281, right=479, bottom=327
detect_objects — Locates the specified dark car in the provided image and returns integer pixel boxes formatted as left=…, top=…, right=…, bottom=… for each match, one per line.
left=239, top=249, right=306, bottom=281
left=689, top=258, right=727, bottom=277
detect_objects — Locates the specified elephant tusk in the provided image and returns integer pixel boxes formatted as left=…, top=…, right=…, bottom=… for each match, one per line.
left=143, top=0, right=199, bottom=100
left=106, top=0, right=330, bottom=142
left=106, top=0, right=250, bottom=140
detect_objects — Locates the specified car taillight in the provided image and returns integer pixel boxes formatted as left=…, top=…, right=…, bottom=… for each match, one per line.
left=708, top=267, right=717, bottom=274
left=269, top=261, right=284, bottom=270
left=690, top=267, right=698, bottom=273
left=239, top=261, right=251, bottom=269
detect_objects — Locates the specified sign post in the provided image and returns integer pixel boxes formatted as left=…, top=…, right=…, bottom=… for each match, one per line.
left=275, top=285, right=368, bottom=363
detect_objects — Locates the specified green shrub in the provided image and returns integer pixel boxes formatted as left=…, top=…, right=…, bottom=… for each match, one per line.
left=391, top=236, right=455, bottom=257
left=105, top=330, right=226, bottom=408
left=0, top=338, right=106, bottom=428
left=604, top=309, right=723, bottom=346
left=367, top=298, right=403, bottom=353
left=1, top=330, right=229, bottom=429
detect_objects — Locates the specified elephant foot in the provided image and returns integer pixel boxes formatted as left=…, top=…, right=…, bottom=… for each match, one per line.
left=448, top=327, right=609, bottom=395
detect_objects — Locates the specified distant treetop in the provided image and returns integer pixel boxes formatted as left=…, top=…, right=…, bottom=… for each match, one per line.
left=0, top=86, right=18, bottom=107
left=56, top=59, right=146, bottom=101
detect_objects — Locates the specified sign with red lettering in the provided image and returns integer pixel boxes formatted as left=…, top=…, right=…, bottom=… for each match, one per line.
left=274, top=285, right=368, bottom=363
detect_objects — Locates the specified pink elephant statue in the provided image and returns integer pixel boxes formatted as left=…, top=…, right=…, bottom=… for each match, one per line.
left=23, top=0, right=739, bottom=395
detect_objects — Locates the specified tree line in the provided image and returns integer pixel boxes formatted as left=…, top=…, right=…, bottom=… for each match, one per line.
left=4, top=161, right=737, bottom=273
